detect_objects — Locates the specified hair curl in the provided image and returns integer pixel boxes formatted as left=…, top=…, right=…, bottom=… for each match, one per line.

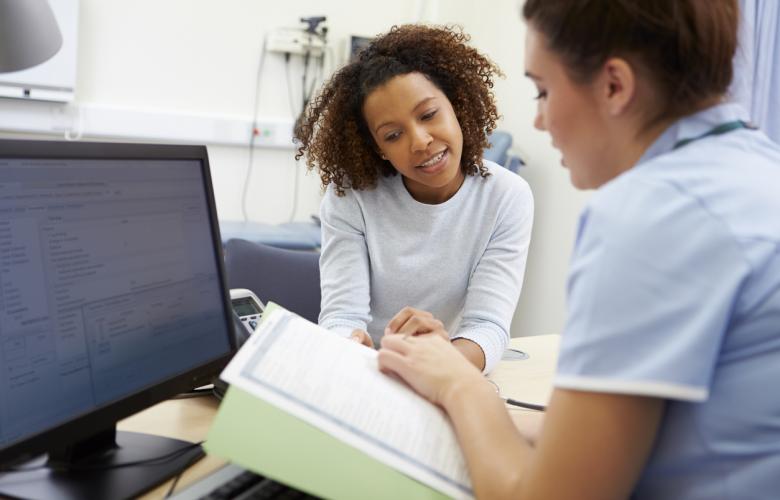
left=294, top=24, right=503, bottom=195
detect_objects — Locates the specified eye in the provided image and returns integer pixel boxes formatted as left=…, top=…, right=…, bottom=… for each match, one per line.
left=421, top=109, right=438, bottom=121
left=384, top=131, right=401, bottom=142
left=534, top=89, right=548, bottom=100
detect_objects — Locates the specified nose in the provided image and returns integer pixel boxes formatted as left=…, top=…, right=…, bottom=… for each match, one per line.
left=533, top=108, right=545, bottom=131
left=534, top=100, right=547, bottom=131
left=410, top=124, right=433, bottom=152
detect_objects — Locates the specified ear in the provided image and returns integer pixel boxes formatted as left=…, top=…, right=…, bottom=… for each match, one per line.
left=598, top=57, right=637, bottom=116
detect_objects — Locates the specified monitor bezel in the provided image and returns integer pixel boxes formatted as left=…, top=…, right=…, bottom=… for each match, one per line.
left=0, top=139, right=237, bottom=465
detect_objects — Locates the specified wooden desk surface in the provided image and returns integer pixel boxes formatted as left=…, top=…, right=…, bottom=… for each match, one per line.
left=119, top=335, right=560, bottom=498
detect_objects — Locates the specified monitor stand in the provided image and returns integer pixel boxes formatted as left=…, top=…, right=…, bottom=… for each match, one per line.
left=0, top=428, right=204, bottom=500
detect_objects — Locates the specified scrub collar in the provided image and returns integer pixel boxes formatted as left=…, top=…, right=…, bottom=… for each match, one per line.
left=636, top=102, right=752, bottom=167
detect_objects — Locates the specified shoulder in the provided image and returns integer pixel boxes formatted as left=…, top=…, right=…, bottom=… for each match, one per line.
left=472, top=159, right=532, bottom=197
left=581, top=171, right=736, bottom=266
left=320, top=183, right=364, bottom=223
left=474, top=160, right=534, bottom=215
left=321, top=180, right=386, bottom=208
left=320, top=178, right=399, bottom=225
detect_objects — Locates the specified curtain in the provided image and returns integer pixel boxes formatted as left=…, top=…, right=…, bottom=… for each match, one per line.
left=731, top=0, right=780, bottom=143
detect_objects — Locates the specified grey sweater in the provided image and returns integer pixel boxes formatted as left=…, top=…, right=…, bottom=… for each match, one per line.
left=318, top=160, right=533, bottom=372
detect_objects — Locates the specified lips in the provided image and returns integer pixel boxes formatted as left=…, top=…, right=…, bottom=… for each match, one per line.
left=416, top=148, right=448, bottom=174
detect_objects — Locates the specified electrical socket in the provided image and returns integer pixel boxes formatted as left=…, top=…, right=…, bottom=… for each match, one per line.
left=252, top=118, right=295, bottom=148
left=266, top=28, right=325, bottom=56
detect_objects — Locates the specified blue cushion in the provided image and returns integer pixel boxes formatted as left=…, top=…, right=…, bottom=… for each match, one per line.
left=219, top=220, right=321, bottom=251
left=484, top=130, right=512, bottom=166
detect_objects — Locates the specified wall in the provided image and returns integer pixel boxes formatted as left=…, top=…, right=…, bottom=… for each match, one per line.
left=0, top=0, right=426, bottom=223
left=0, top=0, right=589, bottom=338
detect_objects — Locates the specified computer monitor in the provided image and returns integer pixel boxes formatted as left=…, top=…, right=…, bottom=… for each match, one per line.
left=0, top=139, right=236, bottom=499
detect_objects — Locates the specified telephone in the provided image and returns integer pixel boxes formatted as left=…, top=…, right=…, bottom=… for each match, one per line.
left=213, top=289, right=266, bottom=399
left=230, top=288, right=265, bottom=336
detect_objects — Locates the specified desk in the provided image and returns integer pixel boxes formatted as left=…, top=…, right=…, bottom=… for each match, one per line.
left=119, top=334, right=560, bottom=499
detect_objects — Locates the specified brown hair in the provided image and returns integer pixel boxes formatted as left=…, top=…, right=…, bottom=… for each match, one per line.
left=294, top=24, right=503, bottom=195
left=522, top=0, right=738, bottom=123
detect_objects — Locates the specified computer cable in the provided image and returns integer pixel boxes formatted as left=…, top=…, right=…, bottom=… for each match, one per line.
left=164, top=447, right=205, bottom=498
left=504, top=398, right=547, bottom=412
left=172, top=386, right=215, bottom=399
left=487, top=379, right=546, bottom=412
left=242, top=33, right=270, bottom=222
left=285, top=53, right=302, bottom=223
left=0, top=441, right=204, bottom=474
left=285, top=53, right=299, bottom=118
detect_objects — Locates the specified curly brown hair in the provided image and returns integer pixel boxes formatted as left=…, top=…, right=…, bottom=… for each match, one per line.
left=294, top=24, right=503, bottom=196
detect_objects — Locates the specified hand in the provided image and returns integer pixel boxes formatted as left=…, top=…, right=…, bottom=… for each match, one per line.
left=349, top=329, right=374, bottom=348
left=384, top=306, right=449, bottom=342
left=378, top=334, right=485, bottom=408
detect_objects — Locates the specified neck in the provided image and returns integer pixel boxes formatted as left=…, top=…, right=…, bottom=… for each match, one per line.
left=403, top=171, right=465, bottom=204
left=632, top=118, right=675, bottom=164
left=607, top=115, right=675, bottom=184
left=598, top=98, right=726, bottom=187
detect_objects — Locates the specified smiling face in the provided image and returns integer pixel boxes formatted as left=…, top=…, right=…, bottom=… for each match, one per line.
left=524, top=27, right=612, bottom=190
left=362, top=72, right=465, bottom=204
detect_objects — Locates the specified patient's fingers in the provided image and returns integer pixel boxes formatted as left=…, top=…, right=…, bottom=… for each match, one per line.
left=385, top=306, right=433, bottom=334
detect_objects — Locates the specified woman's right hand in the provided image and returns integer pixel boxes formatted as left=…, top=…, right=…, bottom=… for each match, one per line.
left=378, top=327, right=485, bottom=408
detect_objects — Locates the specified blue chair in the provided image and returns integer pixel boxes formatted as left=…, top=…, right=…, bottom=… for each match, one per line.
left=223, top=238, right=321, bottom=323
left=484, top=130, right=525, bottom=173
left=219, top=219, right=321, bottom=251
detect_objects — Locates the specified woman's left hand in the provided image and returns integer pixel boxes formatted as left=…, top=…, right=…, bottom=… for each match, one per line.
left=378, top=331, right=485, bottom=408
left=384, top=306, right=450, bottom=342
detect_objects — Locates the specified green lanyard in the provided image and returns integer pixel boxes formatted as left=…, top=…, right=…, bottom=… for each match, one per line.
left=673, top=120, right=756, bottom=150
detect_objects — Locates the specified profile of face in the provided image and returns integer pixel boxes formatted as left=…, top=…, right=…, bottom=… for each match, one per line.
left=524, top=27, right=618, bottom=190
left=362, top=72, right=464, bottom=204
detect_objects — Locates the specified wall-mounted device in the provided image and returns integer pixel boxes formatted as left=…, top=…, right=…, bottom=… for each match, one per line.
left=0, top=0, right=80, bottom=102
left=230, top=288, right=265, bottom=335
left=345, top=34, right=373, bottom=64
left=266, top=15, right=327, bottom=57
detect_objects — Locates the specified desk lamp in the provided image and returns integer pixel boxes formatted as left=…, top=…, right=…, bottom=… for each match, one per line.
left=0, top=0, right=62, bottom=73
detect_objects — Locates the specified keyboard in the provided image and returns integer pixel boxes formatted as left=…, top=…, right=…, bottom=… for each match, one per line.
left=168, top=463, right=320, bottom=500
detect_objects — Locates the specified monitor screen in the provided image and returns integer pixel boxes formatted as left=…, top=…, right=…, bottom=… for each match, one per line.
left=0, top=140, right=235, bottom=499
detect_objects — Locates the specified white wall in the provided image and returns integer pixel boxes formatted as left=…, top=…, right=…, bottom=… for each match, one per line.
left=1, top=0, right=426, bottom=223
left=0, top=0, right=590, bottom=337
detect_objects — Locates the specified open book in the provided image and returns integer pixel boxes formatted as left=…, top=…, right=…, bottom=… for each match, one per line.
left=207, top=305, right=473, bottom=499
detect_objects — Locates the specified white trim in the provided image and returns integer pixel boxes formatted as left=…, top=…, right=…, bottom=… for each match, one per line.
left=554, top=375, right=708, bottom=402
left=0, top=99, right=295, bottom=148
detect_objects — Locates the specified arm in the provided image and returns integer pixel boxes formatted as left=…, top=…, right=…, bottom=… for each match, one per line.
left=378, top=333, right=664, bottom=499
left=318, top=188, right=372, bottom=336
left=452, top=338, right=486, bottom=370
left=449, top=383, right=663, bottom=499
left=452, top=179, right=534, bottom=372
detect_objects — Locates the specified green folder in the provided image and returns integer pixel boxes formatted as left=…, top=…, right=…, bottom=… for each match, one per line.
left=204, top=303, right=454, bottom=499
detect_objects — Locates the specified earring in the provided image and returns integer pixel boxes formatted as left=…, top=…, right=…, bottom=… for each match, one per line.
left=380, top=153, right=387, bottom=160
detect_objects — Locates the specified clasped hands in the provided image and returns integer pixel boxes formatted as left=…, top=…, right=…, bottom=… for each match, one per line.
left=348, top=306, right=447, bottom=348
left=349, top=307, right=485, bottom=407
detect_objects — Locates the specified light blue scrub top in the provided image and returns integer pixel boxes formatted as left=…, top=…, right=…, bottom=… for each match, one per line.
left=555, top=103, right=780, bottom=499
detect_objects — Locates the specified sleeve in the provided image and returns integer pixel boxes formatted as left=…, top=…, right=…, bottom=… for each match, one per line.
left=451, top=177, right=534, bottom=373
left=555, top=179, right=749, bottom=401
left=317, top=186, right=372, bottom=337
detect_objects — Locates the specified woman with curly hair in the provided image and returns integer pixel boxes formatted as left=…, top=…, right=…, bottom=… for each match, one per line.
left=295, top=24, right=533, bottom=372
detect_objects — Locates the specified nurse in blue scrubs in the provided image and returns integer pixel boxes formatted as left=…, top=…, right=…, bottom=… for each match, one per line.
left=377, top=1, right=780, bottom=498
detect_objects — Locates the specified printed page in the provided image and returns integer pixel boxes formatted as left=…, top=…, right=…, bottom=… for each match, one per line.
left=220, top=308, right=473, bottom=499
